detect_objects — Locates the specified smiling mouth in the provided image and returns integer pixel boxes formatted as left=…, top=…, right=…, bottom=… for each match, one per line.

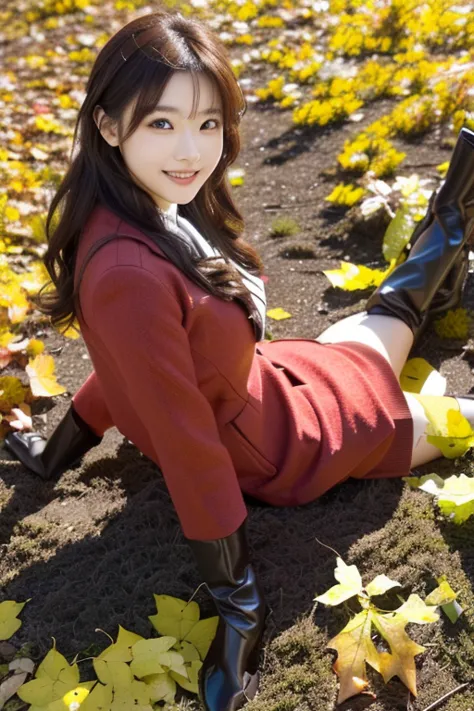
left=163, top=171, right=200, bottom=177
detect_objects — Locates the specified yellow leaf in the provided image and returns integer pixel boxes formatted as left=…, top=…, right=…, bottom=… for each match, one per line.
left=399, top=357, right=446, bottom=395
left=149, top=595, right=199, bottom=641
left=79, top=681, right=113, bottom=711
left=17, top=648, right=80, bottom=706
left=92, top=660, right=133, bottom=689
left=0, top=376, right=27, bottom=412
left=110, top=679, right=152, bottom=710
left=25, top=354, right=67, bottom=397
left=266, top=307, right=292, bottom=321
left=149, top=595, right=218, bottom=661
left=129, top=638, right=178, bottom=678
left=394, top=594, right=439, bottom=624
left=25, top=339, right=45, bottom=357
left=92, top=626, right=144, bottom=688
left=0, top=600, right=28, bottom=640
left=5, top=207, right=20, bottom=222
left=411, top=394, right=474, bottom=458
left=419, top=473, right=474, bottom=523
left=170, top=660, right=202, bottom=694
left=48, top=682, right=95, bottom=710
left=326, top=610, right=376, bottom=703
left=315, top=557, right=363, bottom=606
left=365, top=574, right=400, bottom=597
left=61, top=322, right=81, bottom=339
left=322, top=260, right=395, bottom=291
left=173, top=640, right=200, bottom=663
left=183, top=617, right=219, bottom=661
left=437, top=160, right=449, bottom=177
left=425, top=579, right=457, bottom=607
left=143, top=672, right=176, bottom=703
left=97, top=625, right=144, bottom=664
left=370, top=609, right=425, bottom=696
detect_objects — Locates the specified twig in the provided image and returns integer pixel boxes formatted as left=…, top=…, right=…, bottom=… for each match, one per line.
left=313, top=536, right=343, bottom=559
left=420, top=682, right=470, bottom=711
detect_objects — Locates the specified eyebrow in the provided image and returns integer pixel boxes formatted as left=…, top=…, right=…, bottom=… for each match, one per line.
left=152, top=105, right=223, bottom=117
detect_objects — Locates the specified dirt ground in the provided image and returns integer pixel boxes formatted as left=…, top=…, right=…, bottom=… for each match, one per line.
left=2, top=16, right=474, bottom=711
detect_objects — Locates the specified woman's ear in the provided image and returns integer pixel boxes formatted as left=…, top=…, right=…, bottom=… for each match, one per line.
left=93, top=105, right=119, bottom=147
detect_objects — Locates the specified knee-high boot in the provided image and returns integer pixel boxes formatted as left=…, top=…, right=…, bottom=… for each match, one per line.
left=366, top=127, right=474, bottom=337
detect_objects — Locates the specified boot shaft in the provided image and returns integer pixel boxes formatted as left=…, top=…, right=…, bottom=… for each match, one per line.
left=434, top=127, right=474, bottom=240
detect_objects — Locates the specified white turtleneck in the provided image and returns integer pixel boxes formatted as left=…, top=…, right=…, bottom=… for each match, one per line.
left=160, top=203, right=267, bottom=341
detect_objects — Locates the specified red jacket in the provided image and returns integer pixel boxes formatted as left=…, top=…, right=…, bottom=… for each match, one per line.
left=72, top=203, right=412, bottom=541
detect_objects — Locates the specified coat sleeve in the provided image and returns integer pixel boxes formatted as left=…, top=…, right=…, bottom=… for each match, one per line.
left=87, top=264, right=248, bottom=541
left=71, top=370, right=114, bottom=437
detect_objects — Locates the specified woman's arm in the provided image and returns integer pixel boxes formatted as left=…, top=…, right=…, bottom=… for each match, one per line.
left=87, top=263, right=248, bottom=541
left=85, top=263, right=264, bottom=711
left=71, top=370, right=114, bottom=437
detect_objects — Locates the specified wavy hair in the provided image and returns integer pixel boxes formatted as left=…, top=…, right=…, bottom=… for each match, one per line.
left=31, top=8, right=265, bottom=337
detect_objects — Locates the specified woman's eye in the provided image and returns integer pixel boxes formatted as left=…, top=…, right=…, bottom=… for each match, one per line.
left=150, top=118, right=220, bottom=130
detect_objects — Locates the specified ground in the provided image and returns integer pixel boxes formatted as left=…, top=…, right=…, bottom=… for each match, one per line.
left=2, top=14, right=474, bottom=711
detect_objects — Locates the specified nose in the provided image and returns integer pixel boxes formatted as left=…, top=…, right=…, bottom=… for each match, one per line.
left=174, top=128, right=201, bottom=163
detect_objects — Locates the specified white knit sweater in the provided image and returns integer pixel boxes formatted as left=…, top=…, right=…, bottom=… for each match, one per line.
left=161, top=203, right=267, bottom=341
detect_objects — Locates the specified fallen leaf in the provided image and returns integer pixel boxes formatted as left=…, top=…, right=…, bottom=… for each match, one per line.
left=25, top=354, right=66, bottom=397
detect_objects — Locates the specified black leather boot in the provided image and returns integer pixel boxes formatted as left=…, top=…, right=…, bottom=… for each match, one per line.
left=3, top=403, right=103, bottom=481
left=186, top=518, right=267, bottom=711
left=410, top=190, right=469, bottom=314
left=366, top=127, right=474, bottom=336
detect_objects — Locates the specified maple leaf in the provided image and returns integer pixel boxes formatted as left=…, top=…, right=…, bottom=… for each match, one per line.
left=16, top=647, right=85, bottom=707
left=170, top=659, right=202, bottom=694
left=314, top=557, right=363, bottom=605
left=78, top=681, right=113, bottom=711
left=93, top=625, right=144, bottom=689
left=370, top=609, right=425, bottom=695
left=0, top=599, right=29, bottom=640
left=130, top=638, right=185, bottom=679
left=405, top=393, right=474, bottom=458
left=149, top=594, right=218, bottom=661
left=425, top=576, right=464, bottom=623
left=142, top=671, right=177, bottom=704
left=410, top=472, right=474, bottom=523
left=326, top=610, right=378, bottom=703
left=316, top=560, right=439, bottom=702
left=322, top=260, right=396, bottom=291
left=382, top=204, right=415, bottom=262
left=25, top=354, right=66, bottom=397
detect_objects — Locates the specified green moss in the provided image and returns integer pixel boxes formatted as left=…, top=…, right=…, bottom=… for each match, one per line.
left=246, top=617, right=336, bottom=711
left=269, top=216, right=300, bottom=238
left=443, top=689, right=474, bottom=711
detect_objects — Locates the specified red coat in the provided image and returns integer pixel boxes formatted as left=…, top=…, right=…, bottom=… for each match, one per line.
left=72, top=203, right=413, bottom=540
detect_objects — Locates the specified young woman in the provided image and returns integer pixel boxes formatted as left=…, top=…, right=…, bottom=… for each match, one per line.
left=5, top=9, right=474, bottom=711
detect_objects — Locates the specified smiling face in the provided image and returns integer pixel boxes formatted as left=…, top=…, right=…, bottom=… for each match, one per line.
left=94, top=71, right=224, bottom=212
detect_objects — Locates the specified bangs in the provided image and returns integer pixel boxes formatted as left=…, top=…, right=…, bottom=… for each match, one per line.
left=118, top=60, right=219, bottom=143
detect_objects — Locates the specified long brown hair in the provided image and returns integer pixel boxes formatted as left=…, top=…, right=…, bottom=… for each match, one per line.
left=31, top=8, right=265, bottom=338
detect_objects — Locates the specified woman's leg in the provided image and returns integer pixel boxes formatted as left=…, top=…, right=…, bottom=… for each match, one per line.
left=404, top=391, right=443, bottom=467
left=405, top=392, right=474, bottom=467
left=316, top=313, right=474, bottom=468
left=315, top=311, right=414, bottom=378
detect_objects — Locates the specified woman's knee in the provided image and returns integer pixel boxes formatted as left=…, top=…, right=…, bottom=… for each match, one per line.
left=316, top=312, right=414, bottom=376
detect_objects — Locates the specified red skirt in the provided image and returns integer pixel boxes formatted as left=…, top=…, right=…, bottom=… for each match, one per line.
left=238, top=338, right=414, bottom=506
